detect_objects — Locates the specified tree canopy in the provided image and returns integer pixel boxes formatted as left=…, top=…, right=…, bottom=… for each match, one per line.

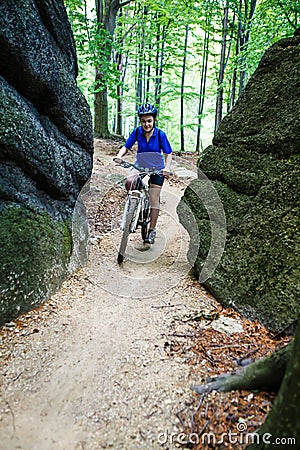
left=65, top=0, right=298, bottom=149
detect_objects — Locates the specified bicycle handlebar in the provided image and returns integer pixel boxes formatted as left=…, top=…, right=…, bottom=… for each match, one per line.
left=113, top=158, right=165, bottom=176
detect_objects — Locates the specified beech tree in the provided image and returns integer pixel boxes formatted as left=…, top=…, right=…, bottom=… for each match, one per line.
left=215, top=3, right=230, bottom=132
left=180, top=25, right=189, bottom=153
left=94, top=0, right=133, bottom=138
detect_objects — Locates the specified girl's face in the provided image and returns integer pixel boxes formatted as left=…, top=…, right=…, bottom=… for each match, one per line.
left=140, top=114, right=154, bottom=133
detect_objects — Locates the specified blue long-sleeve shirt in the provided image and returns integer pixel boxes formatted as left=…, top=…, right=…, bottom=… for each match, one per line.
left=124, top=126, right=172, bottom=170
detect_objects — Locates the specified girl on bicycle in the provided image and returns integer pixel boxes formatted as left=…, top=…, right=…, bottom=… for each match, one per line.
left=114, top=104, right=173, bottom=244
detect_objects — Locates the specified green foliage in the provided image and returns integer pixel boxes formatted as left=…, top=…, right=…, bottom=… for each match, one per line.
left=65, top=0, right=120, bottom=106
left=65, top=0, right=298, bottom=150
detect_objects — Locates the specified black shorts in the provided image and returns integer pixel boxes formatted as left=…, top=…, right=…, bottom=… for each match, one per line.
left=149, top=173, right=165, bottom=186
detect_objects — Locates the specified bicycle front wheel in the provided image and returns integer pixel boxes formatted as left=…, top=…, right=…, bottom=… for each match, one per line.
left=141, top=198, right=150, bottom=241
left=118, top=197, right=139, bottom=264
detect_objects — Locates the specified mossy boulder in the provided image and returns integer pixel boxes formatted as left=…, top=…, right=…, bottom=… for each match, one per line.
left=178, top=32, right=300, bottom=332
left=0, top=206, right=72, bottom=323
left=0, top=1, right=93, bottom=325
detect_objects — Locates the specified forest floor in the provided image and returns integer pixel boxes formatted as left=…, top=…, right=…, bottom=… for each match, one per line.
left=0, top=139, right=291, bottom=450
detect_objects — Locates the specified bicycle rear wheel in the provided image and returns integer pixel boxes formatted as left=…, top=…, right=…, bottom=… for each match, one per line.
left=118, top=197, right=139, bottom=264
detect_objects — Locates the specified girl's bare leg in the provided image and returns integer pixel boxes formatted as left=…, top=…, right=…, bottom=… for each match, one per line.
left=149, top=184, right=161, bottom=229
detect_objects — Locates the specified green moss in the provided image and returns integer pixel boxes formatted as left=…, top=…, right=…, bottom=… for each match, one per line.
left=0, top=204, right=72, bottom=324
left=178, top=171, right=300, bottom=331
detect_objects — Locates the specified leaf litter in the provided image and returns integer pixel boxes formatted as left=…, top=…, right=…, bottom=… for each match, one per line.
left=163, top=294, right=292, bottom=450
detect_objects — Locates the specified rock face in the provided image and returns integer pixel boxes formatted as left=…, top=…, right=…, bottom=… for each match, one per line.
left=178, top=32, right=300, bottom=332
left=0, top=1, right=93, bottom=325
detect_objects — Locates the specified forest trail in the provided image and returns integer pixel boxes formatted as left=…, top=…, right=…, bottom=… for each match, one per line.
left=0, top=140, right=214, bottom=449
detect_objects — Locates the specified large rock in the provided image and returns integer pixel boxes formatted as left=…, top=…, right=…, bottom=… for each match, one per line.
left=178, top=32, right=300, bottom=332
left=0, top=0, right=93, bottom=325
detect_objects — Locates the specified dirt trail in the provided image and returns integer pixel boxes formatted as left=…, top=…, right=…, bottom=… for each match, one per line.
left=0, top=141, right=214, bottom=450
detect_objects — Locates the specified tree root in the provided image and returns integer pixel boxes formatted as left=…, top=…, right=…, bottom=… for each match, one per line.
left=192, top=340, right=293, bottom=395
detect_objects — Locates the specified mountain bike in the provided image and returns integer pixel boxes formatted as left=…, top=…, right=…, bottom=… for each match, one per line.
left=113, top=159, right=163, bottom=264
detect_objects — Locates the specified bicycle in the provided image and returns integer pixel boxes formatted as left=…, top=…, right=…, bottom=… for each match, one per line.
left=113, top=158, right=164, bottom=264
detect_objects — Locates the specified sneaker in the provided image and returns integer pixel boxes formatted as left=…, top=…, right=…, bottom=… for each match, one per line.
left=144, top=229, right=156, bottom=244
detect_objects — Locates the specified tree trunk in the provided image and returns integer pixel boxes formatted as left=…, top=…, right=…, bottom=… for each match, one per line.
left=229, top=25, right=239, bottom=110
left=145, top=42, right=151, bottom=102
left=180, top=25, right=189, bottom=154
left=94, top=0, right=123, bottom=138
left=155, top=21, right=169, bottom=106
left=94, top=77, right=110, bottom=137
left=136, top=42, right=143, bottom=105
left=195, top=28, right=209, bottom=153
left=116, top=49, right=123, bottom=136
left=154, top=17, right=160, bottom=103
left=115, top=8, right=123, bottom=136
left=214, top=6, right=229, bottom=132
left=238, top=0, right=257, bottom=94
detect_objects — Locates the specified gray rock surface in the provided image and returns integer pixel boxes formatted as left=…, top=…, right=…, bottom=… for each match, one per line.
left=0, top=0, right=93, bottom=324
left=178, top=32, right=300, bottom=332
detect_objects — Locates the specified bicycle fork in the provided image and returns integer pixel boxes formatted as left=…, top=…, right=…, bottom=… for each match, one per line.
left=120, top=192, right=143, bottom=232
